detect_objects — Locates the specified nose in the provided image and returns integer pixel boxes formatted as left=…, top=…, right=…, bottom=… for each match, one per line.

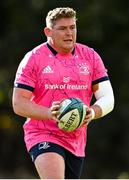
left=66, top=28, right=72, bottom=35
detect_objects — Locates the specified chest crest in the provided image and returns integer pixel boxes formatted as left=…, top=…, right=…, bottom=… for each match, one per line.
left=77, top=63, right=90, bottom=75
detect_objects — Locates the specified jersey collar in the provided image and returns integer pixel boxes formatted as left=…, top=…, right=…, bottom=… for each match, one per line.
left=46, top=42, right=75, bottom=56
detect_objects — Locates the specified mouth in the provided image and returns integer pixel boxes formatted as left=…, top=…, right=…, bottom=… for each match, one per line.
left=63, top=39, right=73, bottom=43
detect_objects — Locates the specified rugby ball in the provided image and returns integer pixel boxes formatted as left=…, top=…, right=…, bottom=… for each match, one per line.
left=57, top=97, right=87, bottom=132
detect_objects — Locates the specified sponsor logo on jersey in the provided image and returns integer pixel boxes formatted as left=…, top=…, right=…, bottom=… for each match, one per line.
left=38, top=142, right=50, bottom=150
left=63, top=77, right=70, bottom=83
left=42, top=66, right=53, bottom=73
left=45, top=83, right=88, bottom=90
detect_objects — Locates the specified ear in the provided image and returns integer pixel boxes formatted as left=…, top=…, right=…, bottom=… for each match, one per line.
left=44, top=27, right=52, bottom=37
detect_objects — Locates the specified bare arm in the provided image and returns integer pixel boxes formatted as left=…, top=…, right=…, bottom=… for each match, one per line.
left=12, top=88, right=60, bottom=120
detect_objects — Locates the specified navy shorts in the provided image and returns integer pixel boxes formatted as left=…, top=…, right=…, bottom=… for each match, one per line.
left=29, top=142, right=85, bottom=179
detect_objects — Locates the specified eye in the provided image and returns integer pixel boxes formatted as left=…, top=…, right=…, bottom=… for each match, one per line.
left=59, top=27, right=66, bottom=30
left=70, top=26, right=76, bottom=30
left=55, top=26, right=66, bottom=30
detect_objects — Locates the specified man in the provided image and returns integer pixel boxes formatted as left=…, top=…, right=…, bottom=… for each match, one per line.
left=12, top=7, right=114, bottom=179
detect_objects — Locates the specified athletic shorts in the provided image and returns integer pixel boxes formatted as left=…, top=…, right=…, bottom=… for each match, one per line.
left=29, top=142, right=85, bottom=179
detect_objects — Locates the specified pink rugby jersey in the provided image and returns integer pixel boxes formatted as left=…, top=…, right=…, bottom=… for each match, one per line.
left=14, top=42, right=108, bottom=156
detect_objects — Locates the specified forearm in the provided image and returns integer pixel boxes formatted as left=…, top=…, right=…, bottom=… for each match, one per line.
left=13, top=91, right=50, bottom=120
left=90, top=104, right=102, bottom=119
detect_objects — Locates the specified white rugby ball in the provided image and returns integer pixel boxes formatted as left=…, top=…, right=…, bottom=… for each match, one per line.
left=57, top=97, right=87, bottom=132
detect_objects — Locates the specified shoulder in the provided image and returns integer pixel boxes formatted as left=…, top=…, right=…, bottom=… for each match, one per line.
left=75, top=43, right=102, bottom=61
left=25, top=42, right=47, bottom=56
left=30, top=42, right=48, bottom=57
left=75, top=43, right=95, bottom=58
left=75, top=43, right=95, bottom=55
left=75, top=43, right=94, bottom=52
left=32, top=42, right=47, bottom=53
left=22, top=43, right=48, bottom=64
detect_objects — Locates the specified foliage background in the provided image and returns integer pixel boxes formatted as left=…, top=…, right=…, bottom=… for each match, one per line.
left=0, top=0, right=129, bottom=178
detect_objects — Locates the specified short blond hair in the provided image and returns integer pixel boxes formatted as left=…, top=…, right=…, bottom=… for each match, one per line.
left=46, top=7, right=77, bottom=27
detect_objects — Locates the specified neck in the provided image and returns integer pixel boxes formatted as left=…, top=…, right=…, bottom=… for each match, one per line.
left=47, top=39, right=74, bottom=55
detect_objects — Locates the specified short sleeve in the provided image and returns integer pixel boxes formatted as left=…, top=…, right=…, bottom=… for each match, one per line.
left=92, top=50, right=108, bottom=85
left=14, top=51, right=37, bottom=91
